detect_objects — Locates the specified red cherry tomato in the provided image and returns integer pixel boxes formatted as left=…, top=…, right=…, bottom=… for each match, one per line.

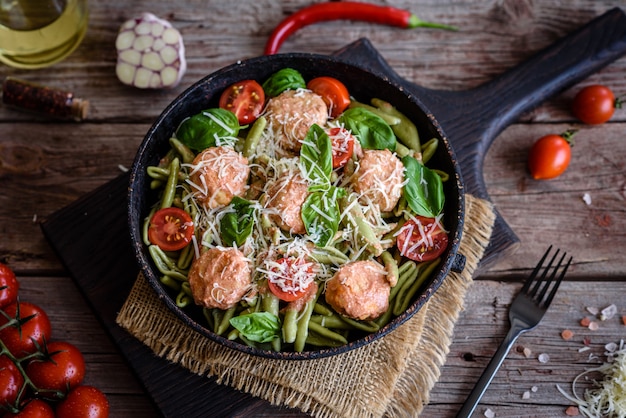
left=26, top=341, right=85, bottom=393
left=56, top=385, right=110, bottom=418
left=307, top=76, right=351, bottom=118
left=219, top=79, right=265, bottom=124
left=0, top=355, right=24, bottom=408
left=327, top=127, right=355, bottom=169
left=267, top=257, right=316, bottom=302
left=572, top=84, right=617, bottom=125
left=0, top=302, right=52, bottom=357
left=527, top=132, right=573, bottom=180
left=0, top=262, right=19, bottom=308
left=4, top=399, right=55, bottom=418
left=396, top=216, right=448, bottom=262
left=148, top=207, right=194, bottom=252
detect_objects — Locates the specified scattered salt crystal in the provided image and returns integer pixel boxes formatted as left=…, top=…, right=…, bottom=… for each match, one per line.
left=586, top=306, right=599, bottom=315
left=582, top=193, right=592, bottom=205
left=538, top=353, right=550, bottom=363
left=484, top=408, right=495, bottom=418
left=531, top=386, right=538, bottom=392
left=588, top=321, right=599, bottom=331
left=578, top=346, right=591, bottom=353
left=32, top=214, right=38, bottom=223
left=605, top=342, right=618, bottom=353
left=600, top=304, right=617, bottom=321
left=118, top=164, right=129, bottom=172
left=522, top=391, right=531, bottom=399
left=523, top=347, right=532, bottom=358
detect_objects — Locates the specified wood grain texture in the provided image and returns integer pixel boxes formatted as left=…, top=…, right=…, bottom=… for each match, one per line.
left=2, top=1, right=626, bottom=417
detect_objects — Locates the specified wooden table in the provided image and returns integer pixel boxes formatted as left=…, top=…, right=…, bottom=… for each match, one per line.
left=2, top=1, right=625, bottom=417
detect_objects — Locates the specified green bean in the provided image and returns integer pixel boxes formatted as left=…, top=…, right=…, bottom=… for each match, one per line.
left=148, top=245, right=188, bottom=281
left=169, top=137, right=196, bottom=164
left=175, top=290, right=192, bottom=308
left=390, top=261, right=418, bottom=305
left=181, top=281, right=192, bottom=296
left=216, top=306, right=237, bottom=335
left=147, top=166, right=171, bottom=181
left=348, top=100, right=402, bottom=125
left=159, top=275, right=181, bottom=292
left=160, top=157, right=180, bottom=209
left=310, top=246, right=350, bottom=265
left=393, top=259, right=440, bottom=316
left=342, top=196, right=383, bottom=256
left=294, top=295, right=317, bottom=352
left=211, top=309, right=224, bottom=334
left=313, top=302, right=334, bottom=317
left=142, top=207, right=157, bottom=246
left=150, top=179, right=163, bottom=190
left=243, top=116, right=267, bottom=158
left=261, top=290, right=281, bottom=351
left=305, top=333, right=345, bottom=347
left=371, top=98, right=420, bottom=153
left=307, top=321, right=348, bottom=344
left=310, top=314, right=349, bottom=329
left=421, top=138, right=438, bottom=165
left=394, top=140, right=411, bottom=158
left=432, top=169, right=449, bottom=182
left=282, top=308, right=298, bottom=344
left=176, top=243, right=194, bottom=270
left=381, top=251, right=399, bottom=287
left=203, top=308, right=215, bottom=330
left=339, top=316, right=380, bottom=333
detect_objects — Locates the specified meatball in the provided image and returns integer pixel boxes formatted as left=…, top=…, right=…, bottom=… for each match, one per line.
left=188, top=146, right=250, bottom=209
left=188, top=247, right=252, bottom=310
left=351, top=149, right=404, bottom=212
left=264, top=171, right=309, bottom=234
left=265, top=89, right=328, bottom=155
left=325, top=260, right=390, bottom=321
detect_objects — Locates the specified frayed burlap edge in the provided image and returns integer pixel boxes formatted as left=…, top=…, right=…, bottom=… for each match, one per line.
left=116, top=194, right=494, bottom=418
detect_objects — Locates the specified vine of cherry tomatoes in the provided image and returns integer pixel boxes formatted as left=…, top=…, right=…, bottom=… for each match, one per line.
left=528, top=84, right=622, bottom=181
left=0, top=262, right=110, bottom=417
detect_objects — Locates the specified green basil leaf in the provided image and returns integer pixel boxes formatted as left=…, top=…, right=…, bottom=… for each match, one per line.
left=301, top=187, right=346, bottom=247
left=176, top=108, right=240, bottom=151
left=229, top=312, right=280, bottom=343
left=401, top=155, right=445, bottom=217
left=262, top=68, right=306, bottom=97
left=300, top=124, right=332, bottom=188
left=220, top=196, right=255, bottom=247
left=338, top=107, right=396, bottom=151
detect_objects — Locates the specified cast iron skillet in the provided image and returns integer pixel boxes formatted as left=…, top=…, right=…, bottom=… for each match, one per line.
left=128, top=54, right=466, bottom=360
left=128, top=7, right=626, bottom=361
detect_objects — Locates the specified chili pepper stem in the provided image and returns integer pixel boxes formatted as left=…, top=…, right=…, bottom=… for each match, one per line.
left=407, top=15, right=457, bottom=31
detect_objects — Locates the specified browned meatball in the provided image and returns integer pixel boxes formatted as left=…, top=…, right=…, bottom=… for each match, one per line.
left=351, top=149, right=404, bottom=212
left=265, top=89, right=328, bottom=155
left=325, top=260, right=390, bottom=321
left=264, top=171, right=309, bottom=234
left=188, top=146, right=250, bottom=209
left=188, top=247, right=252, bottom=310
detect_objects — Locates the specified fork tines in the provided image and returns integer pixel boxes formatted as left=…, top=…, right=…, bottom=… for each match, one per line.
left=522, top=245, right=572, bottom=308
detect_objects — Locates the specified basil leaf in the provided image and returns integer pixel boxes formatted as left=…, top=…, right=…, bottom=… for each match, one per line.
left=401, top=155, right=445, bottom=217
left=301, top=187, right=346, bottom=247
left=220, top=196, right=255, bottom=247
left=229, top=312, right=280, bottom=343
left=176, top=108, right=240, bottom=151
left=300, top=124, right=332, bottom=188
left=338, top=107, right=396, bottom=151
left=262, top=68, right=306, bottom=97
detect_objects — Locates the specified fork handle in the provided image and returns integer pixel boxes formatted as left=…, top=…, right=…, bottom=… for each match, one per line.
left=456, top=324, right=526, bottom=418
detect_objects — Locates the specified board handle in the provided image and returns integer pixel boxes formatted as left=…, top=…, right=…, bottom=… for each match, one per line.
left=334, top=7, right=626, bottom=266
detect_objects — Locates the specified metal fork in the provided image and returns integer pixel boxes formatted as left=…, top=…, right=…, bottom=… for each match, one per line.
left=456, top=246, right=572, bottom=418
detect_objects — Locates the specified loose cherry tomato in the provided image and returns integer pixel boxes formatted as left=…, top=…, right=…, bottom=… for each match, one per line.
left=148, top=207, right=194, bottom=252
left=0, top=302, right=52, bottom=357
left=527, top=132, right=574, bottom=180
left=307, top=76, right=350, bottom=118
left=396, top=216, right=448, bottom=262
left=219, top=79, right=265, bottom=124
left=26, top=341, right=85, bottom=393
left=572, top=84, right=619, bottom=125
left=4, top=399, right=55, bottom=418
left=267, top=257, right=316, bottom=302
left=0, top=355, right=24, bottom=408
left=0, top=262, right=19, bottom=308
left=327, top=127, right=355, bottom=169
left=56, top=385, right=110, bottom=418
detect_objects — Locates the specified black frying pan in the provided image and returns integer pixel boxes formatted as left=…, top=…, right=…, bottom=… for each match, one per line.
left=128, top=7, right=626, bottom=360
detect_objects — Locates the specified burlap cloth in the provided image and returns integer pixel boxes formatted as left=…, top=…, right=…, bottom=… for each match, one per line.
left=116, top=194, right=495, bottom=417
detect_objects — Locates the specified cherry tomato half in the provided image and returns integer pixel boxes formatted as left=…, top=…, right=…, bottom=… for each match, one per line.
left=219, top=79, right=265, bottom=125
left=307, top=76, right=351, bottom=118
left=5, top=399, right=55, bottom=418
left=56, top=385, right=110, bottom=418
left=267, top=257, right=316, bottom=302
left=148, top=207, right=194, bottom=252
left=0, top=354, right=24, bottom=408
left=527, top=133, right=573, bottom=180
left=0, top=262, right=19, bottom=309
left=0, top=302, right=52, bottom=357
left=327, top=127, right=355, bottom=169
left=572, top=84, right=616, bottom=125
left=26, top=341, right=85, bottom=393
left=396, top=216, right=448, bottom=263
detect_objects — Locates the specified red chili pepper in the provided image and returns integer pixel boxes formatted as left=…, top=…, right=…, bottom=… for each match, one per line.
left=264, top=1, right=457, bottom=55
